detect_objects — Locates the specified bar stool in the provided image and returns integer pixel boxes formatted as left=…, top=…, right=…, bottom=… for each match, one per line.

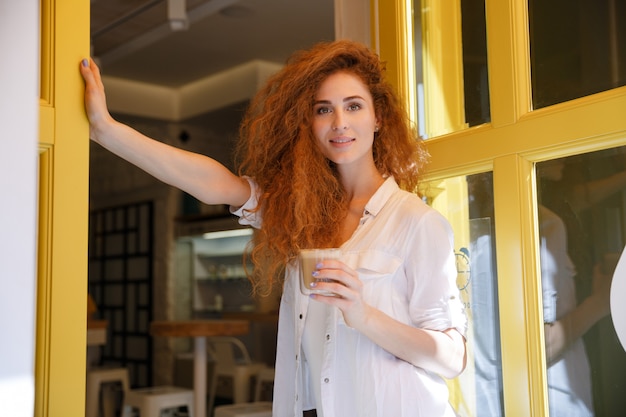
left=123, top=386, right=194, bottom=417
left=213, top=367, right=274, bottom=417
left=253, top=367, right=274, bottom=402
left=206, top=337, right=266, bottom=414
left=86, top=367, right=130, bottom=417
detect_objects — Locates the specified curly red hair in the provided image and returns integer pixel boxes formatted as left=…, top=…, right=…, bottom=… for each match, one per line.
left=235, top=40, right=428, bottom=294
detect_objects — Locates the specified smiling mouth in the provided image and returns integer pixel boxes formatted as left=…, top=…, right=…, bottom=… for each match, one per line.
left=329, top=137, right=355, bottom=144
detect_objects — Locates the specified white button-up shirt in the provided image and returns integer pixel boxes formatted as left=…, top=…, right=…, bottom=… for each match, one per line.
left=232, top=177, right=467, bottom=417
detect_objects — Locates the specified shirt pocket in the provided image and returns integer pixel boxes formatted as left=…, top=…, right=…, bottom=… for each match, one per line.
left=338, top=250, right=404, bottom=326
left=343, top=249, right=403, bottom=281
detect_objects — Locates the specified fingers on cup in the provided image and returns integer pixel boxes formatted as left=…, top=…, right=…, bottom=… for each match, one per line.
left=299, top=248, right=341, bottom=296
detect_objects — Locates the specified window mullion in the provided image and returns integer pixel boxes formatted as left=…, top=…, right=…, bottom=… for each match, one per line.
left=485, top=0, right=532, bottom=127
left=493, top=154, right=548, bottom=417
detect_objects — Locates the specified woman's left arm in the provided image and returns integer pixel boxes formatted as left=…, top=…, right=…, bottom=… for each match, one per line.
left=311, top=264, right=467, bottom=379
left=360, top=310, right=467, bottom=379
left=311, top=209, right=466, bottom=378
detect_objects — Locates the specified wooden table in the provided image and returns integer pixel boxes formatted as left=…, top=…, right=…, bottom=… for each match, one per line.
left=150, top=320, right=250, bottom=417
left=87, top=319, right=108, bottom=346
left=87, top=319, right=108, bottom=370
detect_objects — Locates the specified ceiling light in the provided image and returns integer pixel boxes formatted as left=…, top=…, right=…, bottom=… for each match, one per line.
left=168, top=0, right=189, bottom=31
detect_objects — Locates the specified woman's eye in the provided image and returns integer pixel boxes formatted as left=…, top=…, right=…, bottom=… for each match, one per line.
left=347, top=103, right=361, bottom=111
left=316, top=107, right=331, bottom=115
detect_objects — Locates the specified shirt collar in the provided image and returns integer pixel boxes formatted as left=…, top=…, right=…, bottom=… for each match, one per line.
left=363, top=176, right=399, bottom=217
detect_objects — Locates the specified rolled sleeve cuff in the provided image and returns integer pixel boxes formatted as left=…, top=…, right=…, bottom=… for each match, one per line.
left=229, top=176, right=262, bottom=229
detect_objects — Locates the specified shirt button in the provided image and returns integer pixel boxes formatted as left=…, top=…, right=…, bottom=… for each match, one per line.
left=324, top=378, right=330, bottom=383
left=326, top=334, right=330, bottom=341
left=299, top=314, right=303, bottom=319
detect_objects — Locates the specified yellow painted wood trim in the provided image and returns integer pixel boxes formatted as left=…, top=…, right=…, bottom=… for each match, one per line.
left=493, top=154, right=547, bottom=416
left=39, top=105, right=54, bottom=146
left=485, top=0, right=532, bottom=127
left=371, top=0, right=416, bottom=118
left=423, top=88, right=626, bottom=178
left=35, top=146, right=53, bottom=417
left=39, top=0, right=53, bottom=105
left=35, top=0, right=90, bottom=415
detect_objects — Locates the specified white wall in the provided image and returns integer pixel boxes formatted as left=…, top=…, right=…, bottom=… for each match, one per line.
left=0, top=1, right=39, bottom=416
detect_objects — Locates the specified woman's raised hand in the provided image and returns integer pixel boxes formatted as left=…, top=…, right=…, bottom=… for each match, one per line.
left=79, top=58, right=114, bottom=143
left=78, top=57, right=252, bottom=208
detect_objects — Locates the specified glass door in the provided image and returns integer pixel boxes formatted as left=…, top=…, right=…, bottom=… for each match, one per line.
left=373, top=0, right=626, bottom=415
left=536, top=147, right=626, bottom=416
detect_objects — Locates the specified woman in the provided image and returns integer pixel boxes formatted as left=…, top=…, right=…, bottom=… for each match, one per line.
left=81, top=40, right=467, bottom=417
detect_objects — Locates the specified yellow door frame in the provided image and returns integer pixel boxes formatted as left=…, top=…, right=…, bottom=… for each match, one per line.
left=36, top=0, right=90, bottom=416
left=372, top=0, right=626, bottom=415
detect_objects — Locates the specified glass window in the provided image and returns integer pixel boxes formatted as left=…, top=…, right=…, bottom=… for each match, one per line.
left=529, top=0, right=626, bottom=109
left=422, top=172, right=504, bottom=416
left=536, top=146, right=626, bottom=416
left=414, top=0, right=490, bottom=138
left=460, top=0, right=491, bottom=127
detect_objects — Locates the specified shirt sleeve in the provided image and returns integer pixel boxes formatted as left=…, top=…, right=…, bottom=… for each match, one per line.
left=406, top=209, right=467, bottom=336
left=229, top=176, right=262, bottom=229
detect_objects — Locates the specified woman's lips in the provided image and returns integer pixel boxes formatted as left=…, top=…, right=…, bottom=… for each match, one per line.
left=329, top=136, right=355, bottom=144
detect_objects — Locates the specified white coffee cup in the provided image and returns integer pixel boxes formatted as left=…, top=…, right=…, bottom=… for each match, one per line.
left=299, top=248, right=341, bottom=296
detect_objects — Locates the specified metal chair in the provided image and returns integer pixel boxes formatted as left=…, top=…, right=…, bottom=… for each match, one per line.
left=212, top=365, right=275, bottom=417
left=206, top=337, right=266, bottom=416
left=253, top=367, right=275, bottom=402
left=86, top=366, right=130, bottom=417
left=123, top=385, right=194, bottom=417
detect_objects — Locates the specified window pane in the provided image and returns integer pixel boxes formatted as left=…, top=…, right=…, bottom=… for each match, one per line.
left=536, top=146, right=626, bottom=416
left=529, top=0, right=626, bottom=109
left=460, top=0, right=491, bottom=127
left=423, top=172, right=504, bottom=416
left=414, top=0, right=490, bottom=138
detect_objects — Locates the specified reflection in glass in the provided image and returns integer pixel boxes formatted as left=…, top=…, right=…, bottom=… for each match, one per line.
left=413, top=0, right=490, bottom=138
left=536, top=146, right=626, bottom=416
left=466, top=173, right=504, bottom=417
left=423, top=172, right=503, bottom=416
left=529, top=0, right=626, bottom=109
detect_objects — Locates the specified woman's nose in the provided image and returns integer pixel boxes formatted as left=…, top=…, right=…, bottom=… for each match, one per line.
left=332, top=113, right=347, bottom=131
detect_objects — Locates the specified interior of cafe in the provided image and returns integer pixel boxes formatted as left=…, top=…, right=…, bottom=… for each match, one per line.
left=27, top=0, right=626, bottom=416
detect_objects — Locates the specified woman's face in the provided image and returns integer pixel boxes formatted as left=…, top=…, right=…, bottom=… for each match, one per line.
left=312, top=71, right=379, bottom=169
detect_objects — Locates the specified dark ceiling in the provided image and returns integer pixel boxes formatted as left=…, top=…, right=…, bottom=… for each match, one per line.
left=91, top=0, right=335, bottom=87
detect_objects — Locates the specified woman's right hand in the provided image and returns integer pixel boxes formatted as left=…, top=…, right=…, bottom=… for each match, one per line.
left=78, top=58, right=251, bottom=207
left=79, top=58, right=114, bottom=142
